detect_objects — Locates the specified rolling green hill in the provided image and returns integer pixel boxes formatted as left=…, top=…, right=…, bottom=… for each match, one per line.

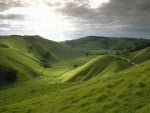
left=64, top=36, right=150, bottom=54
left=61, top=55, right=134, bottom=81
left=0, top=35, right=82, bottom=60
left=0, top=35, right=83, bottom=81
left=123, top=47, right=150, bottom=64
left=0, top=54, right=149, bottom=113
left=0, top=36, right=150, bottom=113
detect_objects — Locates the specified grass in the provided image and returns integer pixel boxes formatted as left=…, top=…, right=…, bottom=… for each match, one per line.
left=0, top=35, right=84, bottom=82
left=0, top=36, right=150, bottom=113
left=61, top=55, right=134, bottom=81
left=0, top=60, right=149, bottom=113
left=123, top=47, right=150, bottom=64
left=64, top=36, right=150, bottom=54
left=0, top=48, right=43, bottom=81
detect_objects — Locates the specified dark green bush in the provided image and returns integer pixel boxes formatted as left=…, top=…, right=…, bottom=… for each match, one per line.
left=0, top=65, right=17, bottom=83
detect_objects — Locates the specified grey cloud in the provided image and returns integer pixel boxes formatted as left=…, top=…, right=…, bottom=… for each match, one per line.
left=57, top=1, right=120, bottom=27
left=0, top=0, right=27, bottom=12
left=57, top=0, right=150, bottom=38
left=0, top=23, right=11, bottom=28
left=0, top=22, right=25, bottom=29
left=100, top=0, right=150, bottom=16
left=45, top=1, right=61, bottom=7
left=58, top=0, right=150, bottom=22
left=59, top=3, right=92, bottom=18
left=0, top=22, right=31, bottom=35
left=0, top=14, right=25, bottom=20
left=0, top=0, right=149, bottom=39
left=57, top=1, right=92, bottom=18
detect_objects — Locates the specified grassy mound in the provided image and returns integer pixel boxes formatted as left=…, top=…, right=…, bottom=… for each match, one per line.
left=61, top=55, right=133, bottom=81
left=0, top=35, right=82, bottom=60
left=0, top=59, right=149, bottom=113
left=0, top=36, right=149, bottom=113
left=124, top=47, right=150, bottom=64
left=0, top=35, right=83, bottom=81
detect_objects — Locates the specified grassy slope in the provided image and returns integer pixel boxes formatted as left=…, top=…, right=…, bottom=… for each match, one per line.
left=64, top=36, right=150, bottom=54
left=123, top=47, right=150, bottom=64
left=0, top=35, right=83, bottom=81
left=0, top=47, right=44, bottom=81
left=61, top=55, right=134, bottom=82
left=0, top=58, right=149, bottom=113
left=61, top=47, right=150, bottom=82
left=0, top=35, right=82, bottom=60
left=0, top=36, right=150, bottom=113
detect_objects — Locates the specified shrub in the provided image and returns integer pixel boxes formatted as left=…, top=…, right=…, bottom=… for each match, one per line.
left=138, top=82, right=145, bottom=88
left=28, top=46, right=33, bottom=53
left=74, top=64, right=79, bottom=69
left=0, top=65, right=17, bottom=83
left=42, top=52, right=51, bottom=68
left=96, top=94, right=108, bottom=102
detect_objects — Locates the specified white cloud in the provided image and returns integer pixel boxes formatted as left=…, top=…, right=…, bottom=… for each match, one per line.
left=0, top=0, right=150, bottom=40
left=89, top=0, right=109, bottom=8
left=0, top=0, right=77, bottom=41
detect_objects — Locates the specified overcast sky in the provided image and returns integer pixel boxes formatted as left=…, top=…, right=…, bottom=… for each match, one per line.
left=0, top=0, right=150, bottom=41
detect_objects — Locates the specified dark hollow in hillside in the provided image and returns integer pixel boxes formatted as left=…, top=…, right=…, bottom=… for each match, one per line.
left=0, top=65, right=17, bottom=84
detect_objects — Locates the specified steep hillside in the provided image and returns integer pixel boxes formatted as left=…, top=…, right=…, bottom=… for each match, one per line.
left=0, top=36, right=149, bottom=113
left=61, top=55, right=134, bottom=82
left=62, top=47, right=150, bottom=82
left=123, top=47, right=150, bottom=64
left=0, top=47, right=44, bottom=81
left=0, top=35, right=82, bottom=60
left=64, top=36, right=150, bottom=54
left=0, top=58, right=149, bottom=113
left=0, top=35, right=82, bottom=81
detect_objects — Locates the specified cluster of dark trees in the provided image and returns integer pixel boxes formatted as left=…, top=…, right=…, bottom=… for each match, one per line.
left=42, top=52, right=51, bottom=68
left=27, top=46, right=51, bottom=68
left=74, top=64, right=79, bottom=69
left=28, top=46, right=33, bottom=53
left=0, top=65, right=17, bottom=83
left=128, top=41, right=150, bottom=52
left=116, top=41, right=150, bottom=55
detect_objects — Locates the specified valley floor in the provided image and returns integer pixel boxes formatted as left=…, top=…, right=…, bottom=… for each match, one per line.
left=0, top=54, right=150, bottom=113
left=0, top=36, right=150, bottom=113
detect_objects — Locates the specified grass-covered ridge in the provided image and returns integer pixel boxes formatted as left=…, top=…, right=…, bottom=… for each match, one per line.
left=123, top=47, right=150, bottom=64
left=61, top=55, right=134, bottom=82
left=0, top=57, right=149, bottom=113
left=0, top=35, right=150, bottom=113
left=0, top=35, right=83, bottom=81
left=0, top=35, right=82, bottom=60
left=64, top=36, right=150, bottom=54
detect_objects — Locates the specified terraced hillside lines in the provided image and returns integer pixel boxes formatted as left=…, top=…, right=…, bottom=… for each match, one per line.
left=61, top=55, right=134, bottom=82
left=124, top=47, right=150, bottom=64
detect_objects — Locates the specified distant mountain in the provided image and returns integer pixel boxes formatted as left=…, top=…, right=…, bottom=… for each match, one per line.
left=0, top=47, right=149, bottom=113
left=64, top=36, right=150, bottom=54
left=0, top=35, right=150, bottom=113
